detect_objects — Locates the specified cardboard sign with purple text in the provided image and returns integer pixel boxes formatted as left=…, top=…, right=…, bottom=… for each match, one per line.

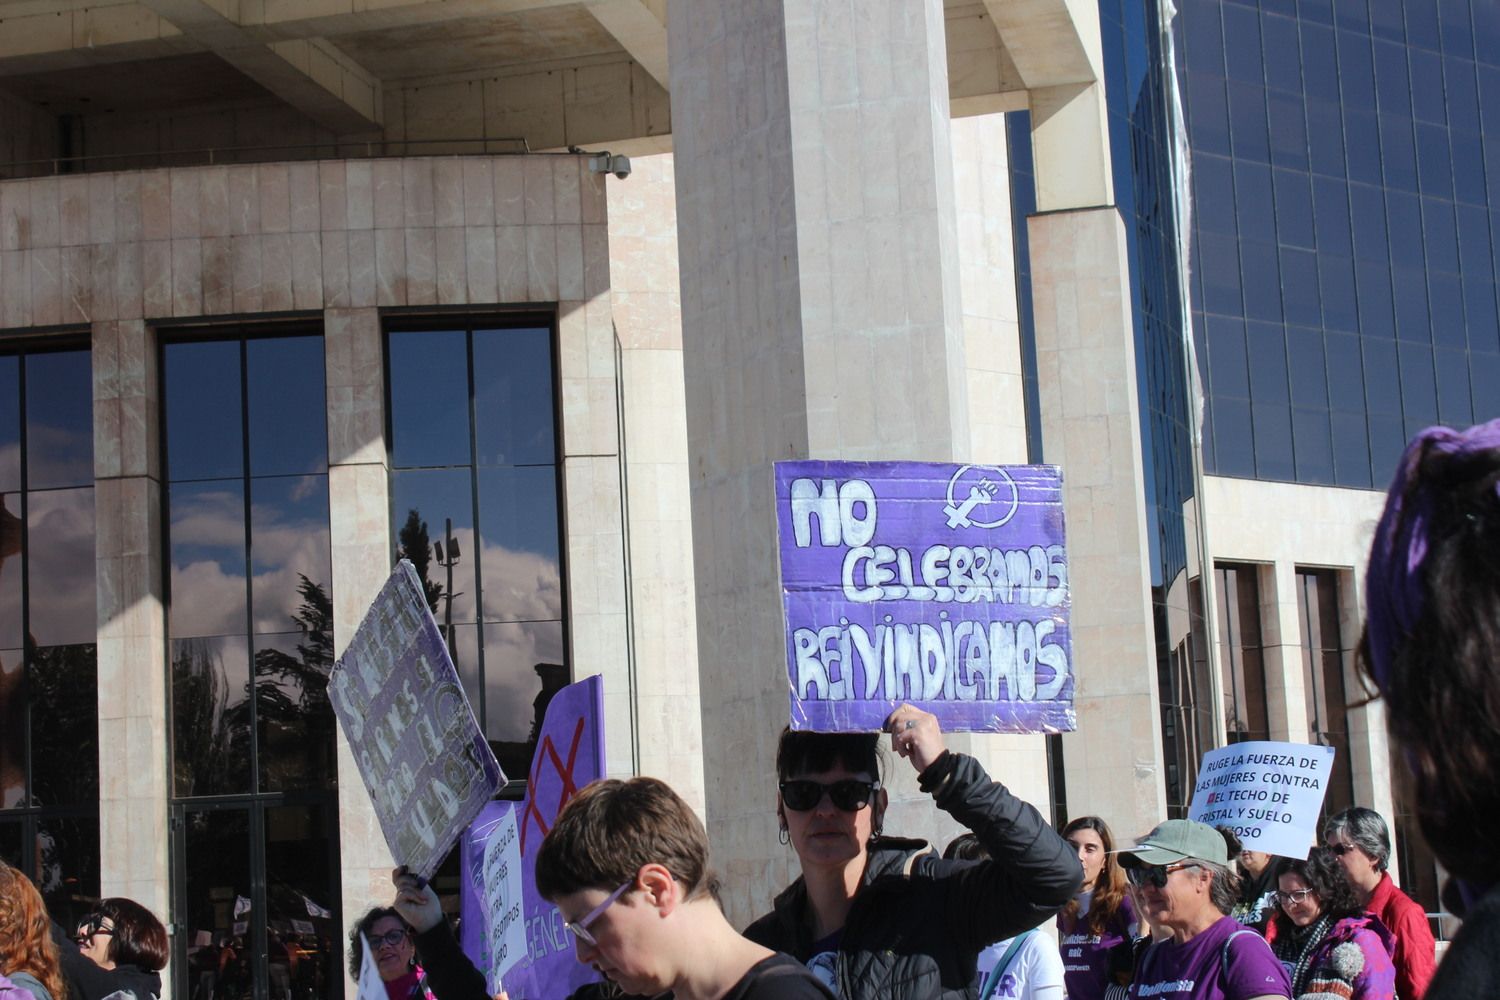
left=460, top=675, right=605, bottom=999
left=328, top=560, right=505, bottom=879
left=775, top=461, right=1074, bottom=733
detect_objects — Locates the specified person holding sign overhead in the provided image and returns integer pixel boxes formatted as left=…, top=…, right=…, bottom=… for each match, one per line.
left=1358, top=418, right=1500, bottom=1000
left=1119, top=820, right=1290, bottom=1000
left=744, top=705, right=1081, bottom=1000
left=1266, top=848, right=1395, bottom=1000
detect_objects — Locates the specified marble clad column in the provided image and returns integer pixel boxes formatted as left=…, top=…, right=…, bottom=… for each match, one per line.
left=668, top=0, right=972, bottom=926
left=1027, top=208, right=1167, bottom=838
left=323, top=306, right=393, bottom=985
left=94, top=318, right=170, bottom=917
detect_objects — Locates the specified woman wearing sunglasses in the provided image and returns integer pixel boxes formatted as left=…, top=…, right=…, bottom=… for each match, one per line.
left=50, top=898, right=167, bottom=1000
left=743, top=704, right=1081, bottom=1000
left=1119, top=820, right=1289, bottom=1000
left=1266, top=849, right=1394, bottom=1000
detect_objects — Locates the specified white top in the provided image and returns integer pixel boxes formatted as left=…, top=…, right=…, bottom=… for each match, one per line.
left=976, top=931, right=1067, bottom=1000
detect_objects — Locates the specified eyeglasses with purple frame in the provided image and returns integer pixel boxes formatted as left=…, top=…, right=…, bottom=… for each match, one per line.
left=563, top=880, right=634, bottom=948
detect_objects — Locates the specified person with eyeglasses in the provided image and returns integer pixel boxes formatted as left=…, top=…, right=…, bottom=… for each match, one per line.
left=348, top=908, right=435, bottom=1000
left=532, top=775, right=833, bottom=1000
left=1265, top=848, right=1395, bottom=1000
left=743, top=704, right=1081, bottom=1000
left=1320, top=808, right=1434, bottom=1000
left=48, top=898, right=167, bottom=1000
left=1118, top=820, right=1289, bottom=1000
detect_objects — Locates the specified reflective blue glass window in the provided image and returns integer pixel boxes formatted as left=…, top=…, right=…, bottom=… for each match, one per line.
left=1183, top=3, right=1226, bottom=75
left=1318, top=255, right=1360, bottom=332
left=1267, top=93, right=1310, bottom=171
left=1374, top=41, right=1414, bottom=118
left=1451, top=133, right=1487, bottom=205
left=1475, top=5, right=1500, bottom=66
left=1350, top=184, right=1390, bottom=261
left=23, top=352, right=93, bottom=491
left=246, top=337, right=327, bottom=478
left=1187, top=72, right=1232, bottom=156
left=1415, top=123, right=1454, bottom=200
left=1378, top=116, right=1418, bottom=192
left=1280, top=249, right=1322, bottom=327
left=1273, top=169, right=1315, bottom=248
left=1252, top=401, right=1295, bottom=479
left=1331, top=411, right=1373, bottom=487
left=1206, top=315, right=1250, bottom=397
left=1325, top=332, right=1367, bottom=411
left=1306, top=101, right=1346, bottom=177
left=1211, top=395, right=1256, bottom=477
left=1355, top=260, right=1396, bottom=338
left=1337, top=30, right=1377, bottom=103
left=1312, top=177, right=1354, bottom=255
left=1292, top=408, right=1335, bottom=483
left=1194, top=154, right=1238, bottom=235
left=1223, top=4, right=1265, bottom=83
left=1234, top=162, right=1277, bottom=244
left=1409, top=50, right=1447, bottom=124
left=1343, top=110, right=1382, bottom=185
left=1261, top=13, right=1303, bottom=92
left=1300, top=24, right=1340, bottom=101
left=1368, top=412, right=1407, bottom=476
left=1228, top=81, right=1271, bottom=161
left=1398, top=343, right=1439, bottom=430
left=1301, top=0, right=1333, bottom=26
left=1199, top=231, right=1245, bottom=315
left=1420, top=198, right=1459, bottom=272
left=1247, top=320, right=1290, bottom=402
left=1363, top=338, right=1401, bottom=414
left=387, top=329, right=469, bottom=468
left=1456, top=210, right=1494, bottom=277
left=1445, top=57, right=1480, bottom=134
left=1369, top=1, right=1405, bottom=44
left=1334, top=0, right=1370, bottom=35
left=1392, top=267, right=1432, bottom=342
left=1464, top=281, right=1499, bottom=351
left=1404, top=0, right=1441, bottom=52
left=165, top=340, right=243, bottom=481
left=1473, top=355, right=1500, bottom=417
left=1439, top=1, right=1475, bottom=57
left=1287, top=325, right=1329, bottom=407
left=1385, top=192, right=1426, bottom=270
left=1241, top=244, right=1284, bottom=322
left=1433, top=348, right=1474, bottom=426
left=1479, top=65, right=1500, bottom=133
left=1426, top=272, right=1465, bottom=349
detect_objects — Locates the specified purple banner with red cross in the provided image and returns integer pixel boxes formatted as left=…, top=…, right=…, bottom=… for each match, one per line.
left=775, top=461, right=1075, bottom=734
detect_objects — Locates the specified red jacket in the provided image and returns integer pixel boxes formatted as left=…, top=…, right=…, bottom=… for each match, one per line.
left=1367, top=871, right=1436, bottom=1000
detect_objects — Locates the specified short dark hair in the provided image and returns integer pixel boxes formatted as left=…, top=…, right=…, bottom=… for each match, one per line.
left=534, top=777, right=715, bottom=904
left=1323, top=807, right=1391, bottom=872
left=346, top=907, right=409, bottom=979
left=94, top=898, right=169, bottom=972
left=776, top=728, right=882, bottom=782
left=943, top=833, right=987, bottom=861
left=1270, top=847, right=1361, bottom=938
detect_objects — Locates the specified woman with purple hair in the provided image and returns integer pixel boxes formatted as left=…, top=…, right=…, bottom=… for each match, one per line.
left=1359, top=417, right=1500, bottom=1000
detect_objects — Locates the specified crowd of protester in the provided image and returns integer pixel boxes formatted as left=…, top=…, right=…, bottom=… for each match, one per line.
left=4, top=417, right=1494, bottom=1000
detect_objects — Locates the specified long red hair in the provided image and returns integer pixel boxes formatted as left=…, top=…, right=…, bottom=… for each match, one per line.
left=0, top=863, right=67, bottom=1000
left=1060, top=816, right=1130, bottom=937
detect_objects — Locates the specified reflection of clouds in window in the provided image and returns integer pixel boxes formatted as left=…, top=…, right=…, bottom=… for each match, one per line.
left=170, top=486, right=248, bottom=638
left=411, top=523, right=561, bottom=623
left=249, top=478, right=331, bottom=634
left=0, top=443, right=19, bottom=493
left=482, top=621, right=565, bottom=742
left=23, top=424, right=93, bottom=492
left=26, top=488, right=96, bottom=647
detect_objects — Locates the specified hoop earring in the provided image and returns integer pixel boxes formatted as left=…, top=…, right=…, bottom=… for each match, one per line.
left=778, top=826, right=790, bottom=846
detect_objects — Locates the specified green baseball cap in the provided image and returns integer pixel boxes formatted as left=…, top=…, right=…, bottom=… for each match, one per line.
left=1117, top=819, right=1230, bottom=868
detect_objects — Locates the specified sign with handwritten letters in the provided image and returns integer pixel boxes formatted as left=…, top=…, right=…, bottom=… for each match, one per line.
left=327, top=560, right=505, bottom=880
left=460, top=675, right=605, bottom=1000
left=481, top=806, right=527, bottom=992
left=1189, top=741, right=1336, bottom=859
left=775, top=461, right=1074, bottom=733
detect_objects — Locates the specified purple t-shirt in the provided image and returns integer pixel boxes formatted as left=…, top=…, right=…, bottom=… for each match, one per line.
left=1058, top=893, right=1136, bottom=999
left=1127, top=916, right=1290, bottom=1000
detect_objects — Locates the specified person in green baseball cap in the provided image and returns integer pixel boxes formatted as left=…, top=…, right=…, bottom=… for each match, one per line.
left=1117, top=821, right=1289, bottom=1000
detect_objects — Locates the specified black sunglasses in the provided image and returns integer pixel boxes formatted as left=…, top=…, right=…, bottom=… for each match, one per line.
left=779, top=778, right=879, bottom=812
left=1125, top=862, right=1198, bottom=889
left=1327, top=843, right=1360, bottom=856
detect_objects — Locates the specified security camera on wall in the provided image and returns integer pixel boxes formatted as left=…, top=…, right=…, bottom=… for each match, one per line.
left=586, top=151, right=632, bottom=180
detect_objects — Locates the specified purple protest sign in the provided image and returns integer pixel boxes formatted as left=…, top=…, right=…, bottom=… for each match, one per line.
left=327, top=560, right=505, bottom=879
left=775, top=461, right=1075, bottom=733
left=459, top=674, right=605, bottom=1000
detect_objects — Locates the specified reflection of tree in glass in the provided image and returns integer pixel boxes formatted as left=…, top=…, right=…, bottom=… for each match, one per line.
left=397, top=510, right=443, bottom=613
left=27, top=643, right=99, bottom=806
left=172, top=638, right=251, bottom=797
left=255, top=575, right=336, bottom=792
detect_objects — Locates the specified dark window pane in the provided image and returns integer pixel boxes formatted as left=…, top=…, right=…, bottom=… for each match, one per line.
left=1368, top=0, right=1405, bottom=42
left=264, top=805, right=342, bottom=1000
left=35, top=815, right=100, bottom=927
left=169, top=480, right=248, bottom=639
left=1451, top=133, right=1488, bottom=205
left=248, top=476, right=331, bottom=635
left=1457, top=209, right=1494, bottom=280
left=1464, top=281, right=1499, bottom=353
left=1355, top=260, right=1396, bottom=338
left=1187, top=72, right=1231, bottom=156
left=1199, top=232, right=1244, bottom=314
left=391, top=468, right=477, bottom=624
left=1343, top=109, right=1382, bottom=185
left=1252, top=401, right=1296, bottom=480
left=1385, top=192, right=1426, bottom=270
left=1428, top=272, right=1466, bottom=349
left=1287, top=325, right=1329, bottom=407
left=1194, top=155, right=1237, bottom=236
left=1398, top=342, right=1439, bottom=427
left=1242, top=244, right=1284, bottom=322
left=0, top=357, right=17, bottom=494
left=1434, top=348, right=1474, bottom=427
left=1228, top=81, right=1271, bottom=162
left=1415, top=123, right=1454, bottom=200
left=1301, top=24, right=1340, bottom=100
left=1234, top=163, right=1277, bottom=244
left=1306, top=101, right=1347, bottom=177
left=1420, top=198, right=1459, bottom=272
left=1297, top=570, right=1355, bottom=817
left=477, top=467, right=562, bottom=623
left=1215, top=565, right=1270, bottom=743
left=1350, top=184, right=1389, bottom=261
left=1247, top=321, right=1289, bottom=403
left=473, top=327, right=556, bottom=468
left=388, top=329, right=471, bottom=468
left=1474, top=355, right=1500, bottom=421
left=172, top=635, right=253, bottom=797
left=1392, top=267, right=1432, bottom=342
left=1368, top=412, right=1408, bottom=482
left=1211, top=396, right=1256, bottom=478
left=1331, top=410, right=1374, bottom=488
left=1293, top=408, right=1336, bottom=483
left=1319, top=254, right=1359, bottom=332
left=1378, top=116, right=1419, bottom=192
left=166, top=341, right=244, bottom=482
left=1440, top=0, right=1474, bottom=57
left=181, top=807, right=253, bottom=1000
left=255, top=630, right=336, bottom=794
left=1223, top=4, right=1265, bottom=84
left=1326, top=332, right=1367, bottom=412
left=1364, top=338, right=1402, bottom=414
left=1312, top=176, right=1353, bottom=255
left=1409, top=50, right=1446, bottom=124
left=1373, top=41, right=1414, bottom=118
left=1405, top=0, right=1440, bottom=51
left=25, top=352, right=93, bottom=491
left=246, top=337, right=328, bottom=478
left=1, top=642, right=20, bottom=808
left=1280, top=249, right=1323, bottom=328
left=1183, top=2, right=1225, bottom=75
left=26, top=488, right=95, bottom=648
left=1334, top=0, right=1369, bottom=34
left=1445, top=57, right=1481, bottom=134
left=28, top=644, right=98, bottom=806
left=1267, top=93, right=1309, bottom=171
left=1206, top=315, right=1250, bottom=398
left=1273, top=169, right=1315, bottom=249
left=1, top=494, right=18, bottom=650
left=1261, top=14, right=1303, bottom=92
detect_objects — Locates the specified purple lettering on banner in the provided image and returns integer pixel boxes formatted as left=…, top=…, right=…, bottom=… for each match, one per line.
left=327, top=560, right=505, bottom=879
left=459, top=675, right=605, bottom=1000
left=775, top=461, right=1075, bottom=733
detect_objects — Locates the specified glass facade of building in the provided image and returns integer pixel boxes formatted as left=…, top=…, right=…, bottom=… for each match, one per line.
left=1179, top=0, right=1500, bottom=488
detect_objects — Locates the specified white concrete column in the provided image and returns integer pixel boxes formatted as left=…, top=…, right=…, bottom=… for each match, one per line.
left=94, top=318, right=170, bottom=919
left=1028, top=208, right=1166, bottom=839
left=323, top=307, right=393, bottom=988
left=669, top=0, right=973, bottom=926
left=1259, top=561, right=1312, bottom=743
